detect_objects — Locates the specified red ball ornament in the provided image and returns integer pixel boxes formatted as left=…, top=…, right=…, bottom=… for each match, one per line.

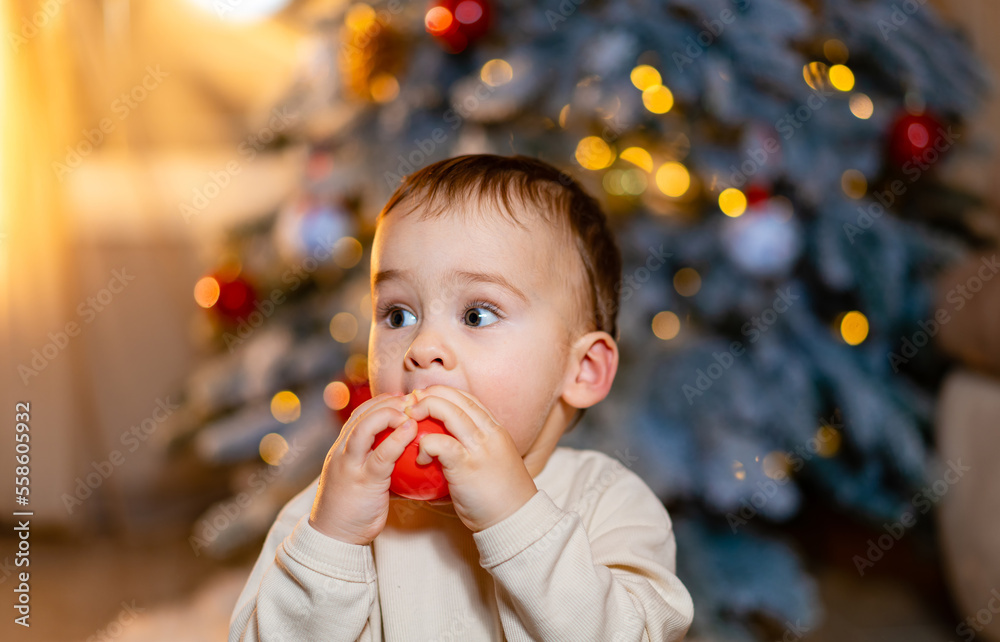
left=744, top=184, right=771, bottom=208
left=335, top=378, right=373, bottom=425
left=425, top=0, right=491, bottom=54
left=213, top=274, right=257, bottom=322
left=887, top=111, right=948, bottom=169
left=372, top=417, right=452, bottom=501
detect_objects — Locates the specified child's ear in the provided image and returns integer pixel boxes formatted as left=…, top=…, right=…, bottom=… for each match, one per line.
left=561, top=331, right=619, bottom=410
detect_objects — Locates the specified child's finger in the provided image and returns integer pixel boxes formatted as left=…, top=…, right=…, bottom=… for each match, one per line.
left=415, top=432, right=464, bottom=468
left=365, top=416, right=418, bottom=478
left=405, top=394, right=483, bottom=453
left=344, top=405, right=411, bottom=459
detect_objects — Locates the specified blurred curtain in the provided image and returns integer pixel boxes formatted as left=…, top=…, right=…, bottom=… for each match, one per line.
left=0, top=0, right=93, bottom=526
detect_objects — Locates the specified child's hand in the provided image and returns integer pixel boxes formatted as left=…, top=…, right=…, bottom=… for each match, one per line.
left=404, top=385, right=538, bottom=533
left=309, top=392, right=419, bottom=545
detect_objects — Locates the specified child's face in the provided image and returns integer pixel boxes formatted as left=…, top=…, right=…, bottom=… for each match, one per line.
left=368, top=198, right=584, bottom=474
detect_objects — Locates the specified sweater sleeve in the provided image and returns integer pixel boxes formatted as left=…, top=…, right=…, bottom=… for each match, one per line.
left=472, top=469, right=693, bottom=642
left=229, top=513, right=380, bottom=641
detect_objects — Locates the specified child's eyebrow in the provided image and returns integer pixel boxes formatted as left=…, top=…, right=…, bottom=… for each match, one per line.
left=373, top=268, right=529, bottom=304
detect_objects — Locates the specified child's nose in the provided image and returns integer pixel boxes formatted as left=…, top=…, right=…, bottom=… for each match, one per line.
left=404, top=327, right=454, bottom=371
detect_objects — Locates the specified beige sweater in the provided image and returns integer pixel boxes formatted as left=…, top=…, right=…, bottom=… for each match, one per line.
left=229, top=446, right=694, bottom=641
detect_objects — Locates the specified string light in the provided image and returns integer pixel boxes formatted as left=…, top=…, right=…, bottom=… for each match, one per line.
left=652, top=311, right=680, bottom=340
left=558, top=104, right=570, bottom=128
left=718, top=188, right=747, bottom=217
left=823, top=38, right=849, bottom=64
left=762, top=452, right=792, bottom=479
left=829, top=64, right=855, bottom=91
left=673, top=268, right=702, bottom=297
left=323, top=381, right=351, bottom=411
left=575, top=136, right=614, bottom=170
left=330, top=312, right=359, bottom=343
left=193, top=276, right=220, bottom=308
left=603, top=169, right=625, bottom=195
left=259, top=432, right=290, bottom=465
left=815, top=425, right=842, bottom=458
left=630, top=64, right=661, bottom=90
left=270, top=391, right=301, bottom=424
left=642, top=85, right=674, bottom=114
left=369, top=73, right=399, bottom=102
left=839, top=311, right=869, bottom=345
left=620, top=169, right=647, bottom=195
left=619, top=147, right=653, bottom=172
left=480, top=59, right=513, bottom=87
left=424, top=6, right=453, bottom=35
left=334, top=237, right=363, bottom=268
left=655, top=162, right=690, bottom=197
left=803, top=61, right=830, bottom=91
left=849, top=93, right=874, bottom=119
left=840, top=169, right=867, bottom=199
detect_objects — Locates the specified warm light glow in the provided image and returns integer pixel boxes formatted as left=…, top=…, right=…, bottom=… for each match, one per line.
left=840, top=169, right=867, bottom=199
left=259, top=432, right=290, bottom=465
left=803, top=61, right=830, bottom=91
left=619, top=147, right=653, bottom=172
left=330, top=312, right=359, bottom=343
left=575, top=136, right=614, bottom=170
left=651, top=311, right=680, bottom=340
left=558, top=104, right=570, bottom=128
left=642, top=85, right=674, bottom=114
left=620, top=169, right=647, bottom=195
left=370, top=73, right=399, bottom=103
left=630, top=64, right=662, bottom=91
left=849, top=92, right=874, bottom=119
left=840, top=310, right=869, bottom=345
left=194, top=276, right=221, bottom=308
left=673, top=268, right=702, bottom=297
left=424, top=6, right=454, bottom=35
left=655, top=162, right=690, bottom=197
left=829, top=64, right=855, bottom=91
left=345, top=353, right=368, bottom=382
left=334, top=237, right=364, bottom=268
left=718, top=188, right=747, bottom=217
left=359, top=293, right=373, bottom=319
left=823, top=39, right=849, bottom=64
left=186, top=0, right=292, bottom=22
left=345, top=3, right=377, bottom=30
left=270, top=391, right=301, bottom=424
left=816, top=425, right=842, bottom=458
left=603, top=170, right=624, bottom=196
left=324, top=381, right=351, bottom=411
left=733, top=460, right=746, bottom=481
left=481, top=59, right=513, bottom=87
left=763, top=452, right=792, bottom=479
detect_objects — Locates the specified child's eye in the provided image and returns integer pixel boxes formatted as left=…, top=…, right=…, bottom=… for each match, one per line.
left=384, top=307, right=417, bottom=328
left=464, top=304, right=500, bottom=327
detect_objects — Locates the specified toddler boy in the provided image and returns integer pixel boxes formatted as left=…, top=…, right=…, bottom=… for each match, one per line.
left=230, top=154, right=694, bottom=641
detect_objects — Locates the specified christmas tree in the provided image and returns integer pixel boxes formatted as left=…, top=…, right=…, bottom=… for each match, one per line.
left=171, top=1, right=989, bottom=638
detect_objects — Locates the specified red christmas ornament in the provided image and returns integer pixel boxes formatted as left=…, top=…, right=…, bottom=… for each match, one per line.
left=372, top=417, right=452, bottom=501
left=745, top=184, right=771, bottom=208
left=213, top=274, right=257, bottom=322
left=887, top=111, right=948, bottom=169
left=335, top=378, right=373, bottom=425
left=425, top=0, right=491, bottom=54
